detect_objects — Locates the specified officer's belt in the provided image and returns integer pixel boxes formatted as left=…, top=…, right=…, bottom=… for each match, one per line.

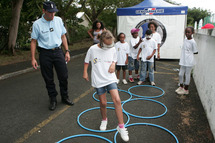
left=38, top=46, right=61, bottom=51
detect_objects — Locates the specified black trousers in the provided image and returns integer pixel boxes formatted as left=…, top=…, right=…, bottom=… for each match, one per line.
left=39, top=48, right=68, bottom=101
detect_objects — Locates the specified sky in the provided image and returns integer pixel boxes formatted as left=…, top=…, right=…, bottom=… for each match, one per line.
left=173, top=0, right=215, bottom=13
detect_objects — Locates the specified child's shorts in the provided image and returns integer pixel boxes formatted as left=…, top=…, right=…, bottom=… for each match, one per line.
left=128, top=56, right=139, bottom=71
left=95, top=82, right=118, bottom=96
left=116, top=65, right=127, bottom=71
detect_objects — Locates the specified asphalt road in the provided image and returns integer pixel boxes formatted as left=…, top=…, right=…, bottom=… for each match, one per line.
left=0, top=56, right=214, bottom=143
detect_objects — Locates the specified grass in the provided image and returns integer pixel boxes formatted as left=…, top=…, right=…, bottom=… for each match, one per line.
left=0, top=38, right=91, bottom=66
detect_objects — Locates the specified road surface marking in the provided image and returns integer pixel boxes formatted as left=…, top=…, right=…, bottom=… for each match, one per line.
left=15, top=87, right=94, bottom=143
left=155, top=71, right=177, bottom=75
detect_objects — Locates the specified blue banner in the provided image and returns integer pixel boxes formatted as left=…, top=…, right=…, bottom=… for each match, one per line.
left=117, top=0, right=188, bottom=16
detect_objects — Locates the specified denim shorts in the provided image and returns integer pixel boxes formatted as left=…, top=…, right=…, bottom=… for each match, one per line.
left=128, top=56, right=139, bottom=71
left=95, top=82, right=118, bottom=95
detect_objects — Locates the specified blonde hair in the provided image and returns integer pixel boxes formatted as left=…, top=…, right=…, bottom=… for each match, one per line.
left=99, top=30, right=115, bottom=47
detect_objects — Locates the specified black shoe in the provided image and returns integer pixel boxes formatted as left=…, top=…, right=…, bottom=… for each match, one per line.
left=49, top=101, right=57, bottom=111
left=62, top=98, right=74, bottom=106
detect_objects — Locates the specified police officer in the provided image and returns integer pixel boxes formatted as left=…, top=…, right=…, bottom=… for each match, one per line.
left=31, top=1, right=74, bottom=111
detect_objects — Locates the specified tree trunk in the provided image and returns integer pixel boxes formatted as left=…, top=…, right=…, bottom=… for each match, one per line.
left=61, top=16, right=71, bottom=45
left=8, top=0, right=24, bottom=55
left=112, top=27, right=117, bottom=37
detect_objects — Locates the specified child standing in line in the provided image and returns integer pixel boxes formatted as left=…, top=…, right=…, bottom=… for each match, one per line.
left=115, top=33, right=129, bottom=84
left=83, top=30, right=129, bottom=142
left=148, top=21, right=162, bottom=60
left=175, top=27, right=198, bottom=95
left=148, top=21, right=162, bottom=77
left=128, top=28, right=142, bottom=82
left=137, top=30, right=157, bottom=86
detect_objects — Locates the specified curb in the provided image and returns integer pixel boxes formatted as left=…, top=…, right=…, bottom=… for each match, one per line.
left=0, top=53, right=86, bottom=81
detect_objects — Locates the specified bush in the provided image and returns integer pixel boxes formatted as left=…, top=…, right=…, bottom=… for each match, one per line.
left=69, top=25, right=90, bottom=43
left=0, top=27, right=8, bottom=52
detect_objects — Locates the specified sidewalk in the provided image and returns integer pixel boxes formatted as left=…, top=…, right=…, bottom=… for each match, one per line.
left=0, top=47, right=89, bottom=80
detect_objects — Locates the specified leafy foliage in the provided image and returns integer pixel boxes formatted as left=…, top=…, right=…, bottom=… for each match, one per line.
left=0, top=1, right=12, bottom=51
left=0, top=0, right=212, bottom=54
left=97, top=0, right=143, bottom=35
left=187, top=7, right=211, bottom=26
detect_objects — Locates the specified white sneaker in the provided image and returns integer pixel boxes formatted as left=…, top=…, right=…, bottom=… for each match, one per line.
left=151, top=82, right=156, bottom=86
left=100, top=120, right=107, bottom=131
left=175, top=87, right=183, bottom=93
left=117, top=79, right=120, bottom=84
left=137, top=81, right=143, bottom=85
left=117, top=126, right=129, bottom=142
left=122, top=79, right=128, bottom=84
left=177, top=89, right=189, bottom=95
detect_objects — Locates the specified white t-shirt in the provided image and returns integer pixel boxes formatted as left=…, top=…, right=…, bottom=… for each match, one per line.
left=152, top=32, right=161, bottom=56
left=85, top=44, right=117, bottom=88
left=129, top=37, right=141, bottom=59
left=152, top=32, right=161, bottom=44
left=115, top=41, right=129, bottom=66
left=139, top=38, right=157, bottom=62
left=179, top=38, right=198, bottom=66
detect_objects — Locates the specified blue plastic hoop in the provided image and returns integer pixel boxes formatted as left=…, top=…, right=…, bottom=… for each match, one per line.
left=128, top=85, right=165, bottom=98
left=77, top=107, right=130, bottom=133
left=56, top=134, right=113, bottom=143
left=114, top=123, right=179, bottom=143
left=92, top=89, right=132, bottom=104
left=122, top=98, right=167, bottom=119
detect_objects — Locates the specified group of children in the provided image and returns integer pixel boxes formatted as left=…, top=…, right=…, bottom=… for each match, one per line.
left=116, top=21, right=161, bottom=86
left=83, top=21, right=198, bottom=142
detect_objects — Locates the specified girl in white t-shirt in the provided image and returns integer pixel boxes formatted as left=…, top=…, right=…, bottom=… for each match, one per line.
left=175, top=27, right=198, bottom=95
left=115, top=33, right=129, bottom=84
left=83, top=30, right=129, bottom=142
left=148, top=21, right=162, bottom=60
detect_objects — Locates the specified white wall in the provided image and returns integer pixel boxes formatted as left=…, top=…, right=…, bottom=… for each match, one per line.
left=193, top=29, right=215, bottom=139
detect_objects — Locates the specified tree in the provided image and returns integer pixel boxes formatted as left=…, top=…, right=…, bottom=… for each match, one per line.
left=164, top=0, right=180, bottom=5
left=80, top=0, right=144, bottom=23
left=80, top=0, right=143, bottom=35
left=79, top=0, right=117, bottom=22
left=7, top=0, right=24, bottom=55
left=0, top=0, right=89, bottom=54
left=165, top=1, right=211, bottom=27
left=54, top=0, right=78, bottom=44
left=0, top=1, right=11, bottom=53
left=187, top=7, right=211, bottom=27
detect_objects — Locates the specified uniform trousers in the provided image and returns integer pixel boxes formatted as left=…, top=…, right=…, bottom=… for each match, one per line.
left=39, top=47, right=68, bottom=101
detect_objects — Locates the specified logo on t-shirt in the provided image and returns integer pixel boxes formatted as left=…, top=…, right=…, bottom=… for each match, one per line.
left=104, top=60, right=112, bottom=63
left=93, top=58, right=98, bottom=64
left=135, top=18, right=167, bottom=47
